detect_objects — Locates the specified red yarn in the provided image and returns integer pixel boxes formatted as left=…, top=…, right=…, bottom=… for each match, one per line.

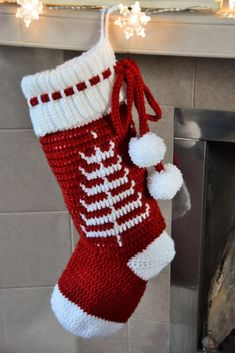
left=29, top=67, right=112, bottom=107
left=112, top=58, right=162, bottom=138
left=155, top=162, right=165, bottom=172
left=40, top=58, right=166, bottom=324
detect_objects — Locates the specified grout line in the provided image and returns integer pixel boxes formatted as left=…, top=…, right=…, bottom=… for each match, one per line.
left=161, top=103, right=195, bottom=110
left=0, top=210, right=68, bottom=215
left=131, top=317, right=170, bottom=324
left=155, top=104, right=175, bottom=109
left=148, top=271, right=170, bottom=279
left=127, top=321, right=131, bottom=353
left=192, top=57, right=197, bottom=108
left=69, top=215, right=73, bottom=254
left=160, top=104, right=175, bottom=109
left=0, top=128, right=33, bottom=132
left=0, top=285, right=54, bottom=290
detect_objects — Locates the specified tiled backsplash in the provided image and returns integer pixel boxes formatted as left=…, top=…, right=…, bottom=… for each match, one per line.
left=0, top=45, right=235, bottom=353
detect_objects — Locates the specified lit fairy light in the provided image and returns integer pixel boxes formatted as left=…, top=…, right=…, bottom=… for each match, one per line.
left=229, top=0, right=235, bottom=10
left=16, top=0, right=43, bottom=28
left=115, top=1, right=151, bottom=39
left=224, top=0, right=235, bottom=18
left=218, top=0, right=235, bottom=19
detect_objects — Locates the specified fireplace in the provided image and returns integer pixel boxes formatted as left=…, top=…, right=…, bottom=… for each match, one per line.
left=170, top=108, right=235, bottom=353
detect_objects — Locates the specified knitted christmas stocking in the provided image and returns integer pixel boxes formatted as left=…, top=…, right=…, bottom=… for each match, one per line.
left=21, top=8, right=183, bottom=338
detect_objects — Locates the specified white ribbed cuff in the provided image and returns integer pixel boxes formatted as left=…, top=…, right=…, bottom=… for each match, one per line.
left=21, top=39, right=124, bottom=137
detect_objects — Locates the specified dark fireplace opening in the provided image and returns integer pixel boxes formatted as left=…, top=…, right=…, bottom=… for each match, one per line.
left=170, top=108, right=235, bottom=353
left=200, top=141, right=235, bottom=349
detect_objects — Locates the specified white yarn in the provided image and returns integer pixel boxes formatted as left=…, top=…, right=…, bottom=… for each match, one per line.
left=22, top=39, right=113, bottom=99
left=51, top=285, right=123, bottom=338
left=127, top=230, right=175, bottom=280
left=80, top=181, right=135, bottom=212
left=79, top=141, right=115, bottom=164
left=81, top=193, right=142, bottom=226
left=21, top=39, right=126, bottom=137
left=79, top=156, right=122, bottom=180
left=79, top=140, right=151, bottom=246
left=148, top=163, right=183, bottom=200
left=128, top=132, right=166, bottom=168
left=80, top=168, right=129, bottom=196
left=81, top=204, right=150, bottom=238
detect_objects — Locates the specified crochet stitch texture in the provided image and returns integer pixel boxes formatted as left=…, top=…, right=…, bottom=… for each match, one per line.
left=21, top=7, right=177, bottom=338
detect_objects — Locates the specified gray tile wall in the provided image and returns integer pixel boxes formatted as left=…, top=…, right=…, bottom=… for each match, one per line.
left=0, top=45, right=234, bottom=353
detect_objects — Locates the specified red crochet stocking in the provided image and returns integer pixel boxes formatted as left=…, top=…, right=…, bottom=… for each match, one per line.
left=41, top=108, right=168, bottom=337
left=21, top=11, right=182, bottom=337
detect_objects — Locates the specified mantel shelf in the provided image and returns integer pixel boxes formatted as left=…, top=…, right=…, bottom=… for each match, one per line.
left=1, top=4, right=235, bottom=58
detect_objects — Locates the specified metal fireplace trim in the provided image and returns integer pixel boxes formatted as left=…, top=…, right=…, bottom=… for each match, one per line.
left=170, top=108, right=235, bottom=353
left=174, top=108, right=235, bottom=143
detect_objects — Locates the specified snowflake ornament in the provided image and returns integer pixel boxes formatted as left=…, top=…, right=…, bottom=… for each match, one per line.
left=115, top=1, right=151, bottom=39
left=16, top=0, right=43, bottom=28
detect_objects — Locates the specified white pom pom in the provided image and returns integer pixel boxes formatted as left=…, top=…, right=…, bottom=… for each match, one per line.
left=148, top=163, right=183, bottom=200
left=129, top=132, right=166, bottom=168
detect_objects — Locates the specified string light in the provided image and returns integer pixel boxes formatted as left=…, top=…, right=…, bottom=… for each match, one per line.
left=115, top=1, right=151, bottom=39
left=16, top=0, right=43, bottom=27
left=13, top=1, right=235, bottom=30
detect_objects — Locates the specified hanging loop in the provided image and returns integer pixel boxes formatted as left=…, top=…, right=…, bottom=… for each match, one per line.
left=100, top=5, right=120, bottom=41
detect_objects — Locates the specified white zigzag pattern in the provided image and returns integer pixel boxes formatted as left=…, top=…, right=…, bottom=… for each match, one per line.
left=81, top=204, right=150, bottom=238
left=79, top=156, right=122, bottom=181
left=79, top=141, right=115, bottom=164
left=80, top=192, right=142, bottom=226
left=80, top=168, right=129, bottom=197
left=79, top=139, right=150, bottom=246
left=80, top=180, right=135, bottom=212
